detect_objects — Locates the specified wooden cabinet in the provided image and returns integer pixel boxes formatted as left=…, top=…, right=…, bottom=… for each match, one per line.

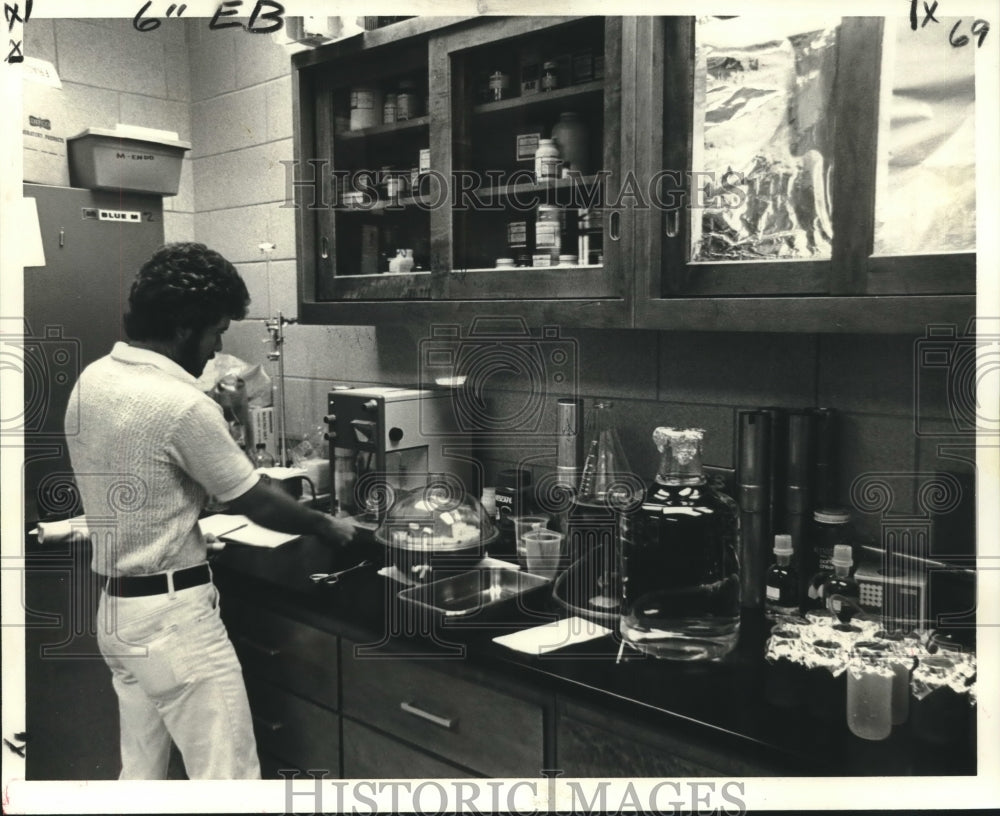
left=343, top=719, right=468, bottom=778
left=556, top=699, right=785, bottom=778
left=222, top=594, right=340, bottom=711
left=340, top=639, right=546, bottom=777
left=294, top=16, right=630, bottom=327
left=245, top=678, right=341, bottom=777
left=220, top=595, right=341, bottom=777
left=294, top=15, right=975, bottom=334
left=632, top=16, right=976, bottom=332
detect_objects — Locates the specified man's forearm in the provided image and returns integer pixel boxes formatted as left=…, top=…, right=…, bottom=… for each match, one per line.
left=228, top=481, right=331, bottom=537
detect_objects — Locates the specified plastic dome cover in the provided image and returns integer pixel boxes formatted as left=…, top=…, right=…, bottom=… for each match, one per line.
left=375, top=484, right=498, bottom=551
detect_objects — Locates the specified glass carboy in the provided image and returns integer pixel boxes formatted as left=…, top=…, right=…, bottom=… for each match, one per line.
left=619, top=427, right=741, bottom=660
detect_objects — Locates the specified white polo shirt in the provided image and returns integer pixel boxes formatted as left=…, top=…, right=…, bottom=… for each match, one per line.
left=65, top=342, right=258, bottom=577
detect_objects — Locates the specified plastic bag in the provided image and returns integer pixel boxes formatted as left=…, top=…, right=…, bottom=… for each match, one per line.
left=197, top=353, right=272, bottom=407
left=291, top=425, right=329, bottom=466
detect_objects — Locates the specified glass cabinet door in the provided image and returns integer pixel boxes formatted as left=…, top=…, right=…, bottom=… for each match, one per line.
left=304, top=38, right=438, bottom=302
left=435, top=16, right=628, bottom=304
left=644, top=15, right=977, bottom=306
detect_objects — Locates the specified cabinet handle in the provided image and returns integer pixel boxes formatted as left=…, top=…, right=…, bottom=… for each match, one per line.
left=320, top=235, right=329, bottom=260
left=399, top=701, right=457, bottom=731
left=237, top=635, right=280, bottom=658
left=252, top=714, right=284, bottom=733
left=608, top=210, right=621, bottom=242
left=664, top=209, right=679, bottom=238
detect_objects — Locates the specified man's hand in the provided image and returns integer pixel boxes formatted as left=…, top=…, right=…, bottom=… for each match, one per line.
left=228, top=480, right=354, bottom=544
left=315, top=514, right=355, bottom=545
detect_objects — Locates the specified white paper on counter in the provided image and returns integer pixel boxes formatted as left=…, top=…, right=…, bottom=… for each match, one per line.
left=198, top=514, right=250, bottom=539
left=492, top=616, right=612, bottom=655
left=198, top=514, right=299, bottom=548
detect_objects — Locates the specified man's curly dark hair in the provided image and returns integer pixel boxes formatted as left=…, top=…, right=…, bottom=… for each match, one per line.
left=124, top=242, right=250, bottom=341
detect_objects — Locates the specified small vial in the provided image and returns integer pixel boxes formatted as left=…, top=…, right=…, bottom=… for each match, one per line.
left=822, top=544, right=860, bottom=623
left=765, top=533, right=799, bottom=620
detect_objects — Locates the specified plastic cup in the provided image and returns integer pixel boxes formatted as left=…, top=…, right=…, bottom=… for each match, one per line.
left=523, top=529, right=564, bottom=579
left=513, top=514, right=551, bottom=564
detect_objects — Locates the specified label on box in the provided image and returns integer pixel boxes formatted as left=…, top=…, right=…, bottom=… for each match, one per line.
left=516, top=133, right=540, bottom=162
left=23, top=69, right=69, bottom=187
left=98, top=209, right=142, bottom=224
left=419, top=148, right=431, bottom=173
left=536, top=221, right=560, bottom=249
left=507, top=221, right=528, bottom=247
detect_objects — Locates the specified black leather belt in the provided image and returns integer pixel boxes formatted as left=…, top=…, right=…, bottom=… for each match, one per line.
left=104, top=564, right=211, bottom=597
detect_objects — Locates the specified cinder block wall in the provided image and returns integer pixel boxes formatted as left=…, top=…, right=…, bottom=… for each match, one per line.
left=24, top=18, right=194, bottom=241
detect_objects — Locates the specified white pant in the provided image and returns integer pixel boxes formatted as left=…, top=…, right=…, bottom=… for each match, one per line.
left=97, top=576, right=260, bottom=780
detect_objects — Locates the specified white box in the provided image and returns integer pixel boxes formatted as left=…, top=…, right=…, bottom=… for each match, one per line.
left=249, top=406, right=275, bottom=454
left=68, top=127, right=190, bottom=195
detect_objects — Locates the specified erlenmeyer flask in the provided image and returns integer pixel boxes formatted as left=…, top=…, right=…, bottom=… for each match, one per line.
left=578, top=401, right=631, bottom=505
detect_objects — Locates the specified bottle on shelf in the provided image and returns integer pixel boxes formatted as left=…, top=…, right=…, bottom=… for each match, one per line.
left=382, top=92, right=398, bottom=124
left=619, top=427, right=741, bottom=660
left=533, top=203, right=563, bottom=267
left=765, top=534, right=799, bottom=621
left=541, top=60, right=559, bottom=91
left=252, top=442, right=276, bottom=469
left=396, top=79, right=421, bottom=120
left=821, top=544, right=861, bottom=622
left=551, top=111, right=590, bottom=175
left=534, top=139, right=562, bottom=182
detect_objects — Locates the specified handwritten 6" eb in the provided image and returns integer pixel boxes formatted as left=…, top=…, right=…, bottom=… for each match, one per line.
left=134, top=0, right=285, bottom=34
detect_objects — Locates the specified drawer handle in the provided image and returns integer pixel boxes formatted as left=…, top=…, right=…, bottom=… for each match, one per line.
left=237, top=635, right=280, bottom=658
left=400, top=701, right=456, bottom=731
left=252, top=714, right=284, bottom=733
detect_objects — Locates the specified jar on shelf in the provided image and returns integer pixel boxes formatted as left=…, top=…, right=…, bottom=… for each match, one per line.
left=551, top=111, right=590, bottom=174
left=534, top=204, right=562, bottom=266
left=396, top=79, right=421, bottom=120
left=534, top=139, right=561, bottom=182
left=382, top=92, right=398, bottom=124
left=541, top=60, right=559, bottom=91
left=489, top=70, right=511, bottom=102
left=350, top=86, right=382, bottom=130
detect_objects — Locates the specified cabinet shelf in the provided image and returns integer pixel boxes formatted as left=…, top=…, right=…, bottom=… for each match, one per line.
left=472, top=81, right=604, bottom=116
left=336, top=195, right=435, bottom=213
left=478, top=174, right=605, bottom=205
left=336, top=115, right=430, bottom=141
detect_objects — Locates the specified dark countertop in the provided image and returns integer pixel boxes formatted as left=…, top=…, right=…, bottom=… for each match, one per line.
left=209, top=532, right=977, bottom=778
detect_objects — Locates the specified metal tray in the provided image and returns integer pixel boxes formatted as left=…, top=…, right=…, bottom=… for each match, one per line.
left=397, top=568, right=550, bottom=618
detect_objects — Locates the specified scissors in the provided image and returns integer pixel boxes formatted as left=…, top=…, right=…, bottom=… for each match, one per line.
left=309, top=559, right=373, bottom=585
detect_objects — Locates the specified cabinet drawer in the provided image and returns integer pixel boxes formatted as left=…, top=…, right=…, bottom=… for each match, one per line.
left=343, top=718, right=471, bottom=779
left=557, top=699, right=783, bottom=777
left=246, top=680, right=340, bottom=776
left=222, top=596, right=339, bottom=710
left=341, top=651, right=543, bottom=777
